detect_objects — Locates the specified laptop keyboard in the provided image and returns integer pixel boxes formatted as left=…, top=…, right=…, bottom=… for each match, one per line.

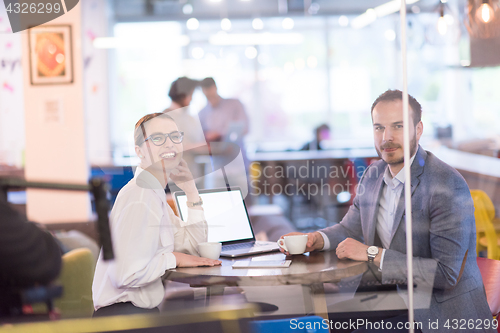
left=222, top=242, right=256, bottom=251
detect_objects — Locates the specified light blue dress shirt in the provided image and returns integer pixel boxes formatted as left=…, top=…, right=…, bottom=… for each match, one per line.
left=319, top=154, right=416, bottom=270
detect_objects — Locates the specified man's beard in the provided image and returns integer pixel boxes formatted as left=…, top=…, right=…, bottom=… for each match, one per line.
left=376, top=134, right=418, bottom=165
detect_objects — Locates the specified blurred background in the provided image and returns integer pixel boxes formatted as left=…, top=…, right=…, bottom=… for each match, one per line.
left=1, top=0, right=500, bottom=169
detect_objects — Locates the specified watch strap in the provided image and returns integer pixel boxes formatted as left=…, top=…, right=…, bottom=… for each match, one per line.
left=186, top=197, right=203, bottom=208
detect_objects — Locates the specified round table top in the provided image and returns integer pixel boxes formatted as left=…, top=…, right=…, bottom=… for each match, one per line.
left=163, top=251, right=368, bottom=287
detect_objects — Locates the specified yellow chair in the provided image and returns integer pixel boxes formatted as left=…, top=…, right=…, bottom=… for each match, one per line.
left=33, top=248, right=95, bottom=318
left=56, top=248, right=95, bottom=318
left=471, top=190, right=500, bottom=260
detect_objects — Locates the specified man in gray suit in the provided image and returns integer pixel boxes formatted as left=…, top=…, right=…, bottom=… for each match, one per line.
left=282, top=90, right=493, bottom=332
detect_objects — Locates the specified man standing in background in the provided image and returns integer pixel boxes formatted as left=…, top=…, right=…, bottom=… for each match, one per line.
left=163, top=77, right=207, bottom=181
left=198, top=77, right=249, bottom=144
left=199, top=77, right=251, bottom=201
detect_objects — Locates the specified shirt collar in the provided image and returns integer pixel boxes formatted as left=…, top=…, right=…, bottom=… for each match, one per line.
left=134, top=166, right=165, bottom=190
left=383, top=154, right=417, bottom=188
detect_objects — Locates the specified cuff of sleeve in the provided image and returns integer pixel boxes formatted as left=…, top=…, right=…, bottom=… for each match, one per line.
left=165, top=252, right=177, bottom=270
left=318, top=231, right=330, bottom=251
left=378, top=249, right=386, bottom=271
left=186, top=208, right=206, bottom=224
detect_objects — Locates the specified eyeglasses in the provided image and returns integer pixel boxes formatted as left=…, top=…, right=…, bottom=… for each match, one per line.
left=142, top=131, right=184, bottom=146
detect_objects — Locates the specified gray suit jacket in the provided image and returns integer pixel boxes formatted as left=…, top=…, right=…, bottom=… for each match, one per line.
left=321, top=146, right=493, bottom=333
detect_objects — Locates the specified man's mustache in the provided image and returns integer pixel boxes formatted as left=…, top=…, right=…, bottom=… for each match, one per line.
left=381, top=143, right=401, bottom=149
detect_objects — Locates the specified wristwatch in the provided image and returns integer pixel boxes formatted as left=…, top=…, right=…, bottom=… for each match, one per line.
left=186, top=197, right=203, bottom=208
left=367, top=246, right=379, bottom=262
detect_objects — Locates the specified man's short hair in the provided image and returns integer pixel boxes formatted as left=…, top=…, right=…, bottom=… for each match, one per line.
left=315, top=123, right=330, bottom=135
left=200, top=77, right=216, bottom=88
left=168, top=77, right=199, bottom=103
left=371, top=89, right=422, bottom=126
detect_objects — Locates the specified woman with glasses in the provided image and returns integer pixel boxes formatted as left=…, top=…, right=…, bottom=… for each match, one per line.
left=92, top=113, right=221, bottom=317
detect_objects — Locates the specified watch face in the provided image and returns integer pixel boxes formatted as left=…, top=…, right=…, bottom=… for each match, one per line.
left=367, top=246, right=379, bottom=255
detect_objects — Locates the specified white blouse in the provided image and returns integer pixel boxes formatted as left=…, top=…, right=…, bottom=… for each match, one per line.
left=92, top=167, right=207, bottom=310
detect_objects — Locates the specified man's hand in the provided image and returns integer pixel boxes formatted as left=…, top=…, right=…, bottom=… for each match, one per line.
left=278, top=232, right=324, bottom=255
left=173, top=252, right=222, bottom=267
left=336, top=238, right=369, bottom=261
left=336, top=238, right=382, bottom=264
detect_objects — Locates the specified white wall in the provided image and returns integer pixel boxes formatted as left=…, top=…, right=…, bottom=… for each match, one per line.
left=0, top=6, right=25, bottom=167
left=21, top=2, right=90, bottom=223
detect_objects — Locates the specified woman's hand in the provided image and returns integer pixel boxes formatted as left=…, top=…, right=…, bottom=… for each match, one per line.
left=173, top=252, right=221, bottom=267
left=169, top=159, right=198, bottom=196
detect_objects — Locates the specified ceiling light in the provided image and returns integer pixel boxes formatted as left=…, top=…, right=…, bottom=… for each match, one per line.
left=252, top=18, right=264, bottom=30
left=93, top=36, right=190, bottom=48
left=437, top=17, right=447, bottom=35
left=385, top=29, right=396, bottom=41
left=294, top=58, right=305, bottom=70
left=437, top=4, right=447, bottom=35
left=351, top=9, right=377, bottom=29
left=466, top=0, right=500, bottom=39
left=338, top=15, right=349, bottom=27
left=245, top=46, right=258, bottom=59
left=209, top=33, right=304, bottom=45
left=282, top=18, right=294, bottom=30
left=186, top=18, right=199, bottom=30
left=352, top=0, right=420, bottom=29
left=191, top=47, right=204, bottom=59
left=221, top=18, right=232, bottom=30
left=476, top=1, right=495, bottom=23
left=182, top=4, right=193, bottom=15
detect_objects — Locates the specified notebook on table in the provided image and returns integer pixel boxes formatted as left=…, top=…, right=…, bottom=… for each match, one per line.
left=173, top=187, right=280, bottom=258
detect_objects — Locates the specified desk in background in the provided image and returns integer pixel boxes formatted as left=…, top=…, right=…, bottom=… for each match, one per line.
left=248, top=148, right=378, bottom=231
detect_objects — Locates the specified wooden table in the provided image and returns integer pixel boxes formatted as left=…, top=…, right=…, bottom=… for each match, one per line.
left=163, top=251, right=367, bottom=321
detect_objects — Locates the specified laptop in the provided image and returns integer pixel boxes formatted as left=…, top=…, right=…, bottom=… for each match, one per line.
left=173, top=187, right=280, bottom=257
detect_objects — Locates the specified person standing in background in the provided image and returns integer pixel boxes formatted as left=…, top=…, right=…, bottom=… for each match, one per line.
left=164, top=77, right=199, bottom=111
left=198, top=78, right=250, bottom=167
left=198, top=78, right=249, bottom=143
left=163, top=77, right=206, bottom=181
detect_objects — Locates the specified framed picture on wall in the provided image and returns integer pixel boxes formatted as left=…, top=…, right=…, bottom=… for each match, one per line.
left=28, top=25, right=73, bottom=85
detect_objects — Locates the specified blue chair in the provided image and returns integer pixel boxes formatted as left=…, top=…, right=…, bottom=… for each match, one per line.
left=249, top=315, right=328, bottom=333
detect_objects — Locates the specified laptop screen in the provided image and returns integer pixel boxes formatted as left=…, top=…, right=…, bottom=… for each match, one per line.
left=174, top=188, right=254, bottom=243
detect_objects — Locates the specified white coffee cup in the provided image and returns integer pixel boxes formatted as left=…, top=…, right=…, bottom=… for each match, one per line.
left=198, top=242, right=222, bottom=260
left=277, top=234, right=308, bottom=255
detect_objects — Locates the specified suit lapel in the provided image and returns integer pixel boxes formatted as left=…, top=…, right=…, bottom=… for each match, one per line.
left=389, top=146, right=427, bottom=245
